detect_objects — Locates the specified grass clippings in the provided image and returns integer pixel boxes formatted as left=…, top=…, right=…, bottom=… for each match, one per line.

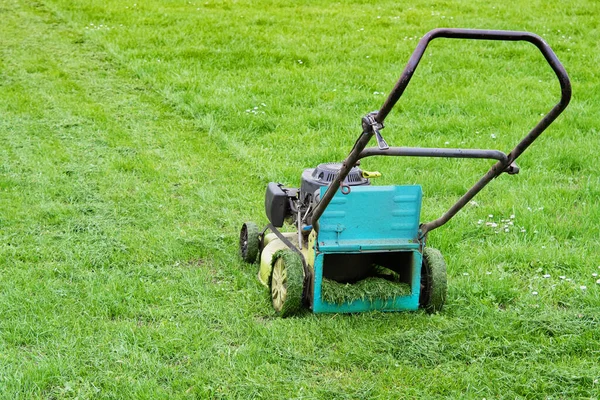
left=321, top=276, right=411, bottom=305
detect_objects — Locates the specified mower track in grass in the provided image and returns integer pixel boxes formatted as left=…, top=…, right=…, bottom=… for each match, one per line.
left=0, top=0, right=599, bottom=398
left=0, top=1, right=265, bottom=397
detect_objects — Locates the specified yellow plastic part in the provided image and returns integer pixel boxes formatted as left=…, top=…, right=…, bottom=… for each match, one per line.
left=257, top=231, right=316, bottom=287
left=361, top=170, right=382, bottom=179
left=258, top=232, right=297, bottom=286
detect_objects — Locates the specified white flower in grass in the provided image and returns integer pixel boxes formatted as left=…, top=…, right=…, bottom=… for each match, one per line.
left=596, top=279, right=600, bottom=285
left=580, top=286, right=587, bottom=290
left=543, top=274, right=551, bottom=278
left=559, top=276, right=566, bottom=280
left=532, top=291, right=538, bottom=295
left=592, top=273, right=598, bottom=278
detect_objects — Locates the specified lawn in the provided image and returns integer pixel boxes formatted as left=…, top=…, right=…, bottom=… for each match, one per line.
left=0, top=0, right=599, bottom=398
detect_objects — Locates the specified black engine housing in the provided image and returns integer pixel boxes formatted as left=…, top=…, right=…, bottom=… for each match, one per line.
left=300, top=162, right=369, bottom=204
left=265, top=162, right=370, bottom=228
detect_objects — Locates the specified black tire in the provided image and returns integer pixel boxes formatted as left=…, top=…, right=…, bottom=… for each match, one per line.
left=239, top=222, right=259, bottom=263
left=269, top=250, right=304, bottom=317
left=419, top=247, right=447, bottom=313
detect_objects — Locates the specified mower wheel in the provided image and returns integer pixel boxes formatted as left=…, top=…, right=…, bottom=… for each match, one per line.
left=270, top=250, right=304, bottom=317
left=419, top=247, right=447, bottom=313
left=239, top=222, right=260, bottom=263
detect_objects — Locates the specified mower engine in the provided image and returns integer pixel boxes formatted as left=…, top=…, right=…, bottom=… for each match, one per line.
left=265, top=162, right=370, bottom=229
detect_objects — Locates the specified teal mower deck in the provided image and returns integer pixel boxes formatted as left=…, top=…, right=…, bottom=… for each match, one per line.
left=239, top=28, right=571, bottom=317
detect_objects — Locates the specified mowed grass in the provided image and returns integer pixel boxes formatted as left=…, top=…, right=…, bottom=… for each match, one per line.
left=0, top=0, right=599, bottom=398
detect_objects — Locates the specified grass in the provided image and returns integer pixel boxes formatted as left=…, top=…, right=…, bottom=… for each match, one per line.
left=321, top=277, right=411, bottom=305
left=0, top=0, right=599, bottom=398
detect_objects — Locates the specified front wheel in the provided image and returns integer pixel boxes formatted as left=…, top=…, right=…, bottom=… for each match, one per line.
left=270, top=250, right=304, bottom=317
left=419, top=247, right=447, bottom=313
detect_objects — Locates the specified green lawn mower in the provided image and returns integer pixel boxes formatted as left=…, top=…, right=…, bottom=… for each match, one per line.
left=239, top=28, right=571, bottom=316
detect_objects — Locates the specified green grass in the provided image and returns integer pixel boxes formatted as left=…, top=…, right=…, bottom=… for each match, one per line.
left=321, top=277, right=411, bottom=305
left=1, top=0, right=599, bottom=398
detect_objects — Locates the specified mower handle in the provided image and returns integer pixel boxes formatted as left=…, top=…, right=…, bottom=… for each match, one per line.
left=311, top=28, right=571, bottom=237
left=376, top=28, right=572, bottom=127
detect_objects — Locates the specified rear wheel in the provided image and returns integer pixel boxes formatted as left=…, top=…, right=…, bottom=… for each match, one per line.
left=239, top=222, right=259, bottom=263
left=270, top=250, right=304, bottom=317
left=419, top=247, right=447, bottom=313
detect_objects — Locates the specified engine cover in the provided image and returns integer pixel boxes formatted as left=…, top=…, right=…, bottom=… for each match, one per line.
left=300, top=162, right=370, bottom=203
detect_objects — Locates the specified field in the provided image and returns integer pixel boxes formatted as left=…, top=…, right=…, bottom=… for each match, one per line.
left=1, top=0, right=599, bottom=398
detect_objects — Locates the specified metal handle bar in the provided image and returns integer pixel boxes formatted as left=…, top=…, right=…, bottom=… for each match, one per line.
left=359, top=147, right=509, bottom=163
left=312, top=28, right=571, bottom=236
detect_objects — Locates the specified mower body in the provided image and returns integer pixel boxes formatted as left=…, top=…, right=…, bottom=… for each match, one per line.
left=240, top=28, right=571, bottom=317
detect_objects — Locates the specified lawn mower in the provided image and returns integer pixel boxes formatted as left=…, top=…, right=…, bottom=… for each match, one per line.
left=239, top=28, right=571, bottom=316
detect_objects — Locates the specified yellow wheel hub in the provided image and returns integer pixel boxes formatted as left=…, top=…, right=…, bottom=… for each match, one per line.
left=271, top=258, right=288, bottom=312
